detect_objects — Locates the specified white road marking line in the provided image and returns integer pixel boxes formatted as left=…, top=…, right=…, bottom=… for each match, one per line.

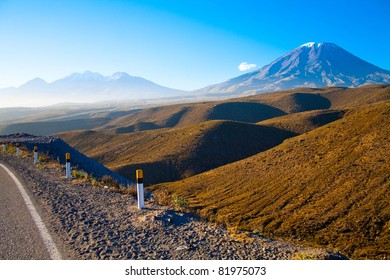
left=0, top=163, right=62, bottom=260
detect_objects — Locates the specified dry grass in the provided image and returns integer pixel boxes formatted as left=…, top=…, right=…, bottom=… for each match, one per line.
left=97, top=85, right=388, bottom=133
left=58, top=120, right=295, bottom=185
left=95, top=100, right=285, bottom=134
left=149, top=101, right=390, bottom=259
left=238, top=84, right=390, bottom=112
left=290, top=248, right=329, bottom=260
left=259, top=109, right=346, bottom=134
left=229, top=232, right=254, bottom=243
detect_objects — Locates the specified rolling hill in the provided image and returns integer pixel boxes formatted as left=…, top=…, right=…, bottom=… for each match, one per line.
left=94, top=85, right=390, bottom=134
left=237, top=84, right=390, bottom=112
left=259, top=109, right=346, bottom=134
left=58, top=120, right=295, bottom=184
left=97, top=101, right=286, bottom=134
left=58, top=85, right=390, bottom=187
left=149, top=101, right=390, bottom=259
left=3, top=85, right=388, bottom=136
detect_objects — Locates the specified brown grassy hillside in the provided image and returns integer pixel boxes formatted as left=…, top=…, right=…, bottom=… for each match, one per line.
left=259, top=109, right=346, bottom=134
left=95, top=85, right=389, bottom=134
left=58, top=120, right=295, bottom=184
left=238, top=85, right=390, bottom=112
left=150, top=101, right=390, bottom=259
left=98, top=101, right=286, bottom=134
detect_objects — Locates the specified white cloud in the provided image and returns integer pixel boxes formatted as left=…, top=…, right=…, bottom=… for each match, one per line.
left=238, top=62, right=257, bottom=71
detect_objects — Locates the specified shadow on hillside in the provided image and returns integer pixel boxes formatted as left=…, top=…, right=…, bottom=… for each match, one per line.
left=115, top=122, right=161, bottom=133
left=208, top=102, right=286, bottom=122
left=114, top=123, right=297, bottom=185
left=271, top=93, right=331, bottom=113
left=0, top=118, right=110, bottom=136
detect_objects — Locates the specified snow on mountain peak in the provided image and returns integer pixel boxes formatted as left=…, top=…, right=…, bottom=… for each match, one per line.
left=301, top=42, right=315, bottom=47
left=300, top=42, right=324, bottom=48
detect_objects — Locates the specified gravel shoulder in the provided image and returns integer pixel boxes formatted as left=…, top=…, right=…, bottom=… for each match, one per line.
left=0, top=154, right=347, bottom=260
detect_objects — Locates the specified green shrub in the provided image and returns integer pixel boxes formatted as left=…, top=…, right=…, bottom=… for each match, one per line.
left=71, top=169, right=87, bottom=179
left=171, top=195, right=189, bottom=210
left=38, top=153, right=50, bottom=163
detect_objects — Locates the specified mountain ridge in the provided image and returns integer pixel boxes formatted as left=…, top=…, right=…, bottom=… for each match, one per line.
left=0, top=71, right=186, bottom=107
left=197, top=42, right=390, bottom=96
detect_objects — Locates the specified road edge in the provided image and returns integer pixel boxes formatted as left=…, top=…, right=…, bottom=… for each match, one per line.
left=0, top=163, right=62, bottom=260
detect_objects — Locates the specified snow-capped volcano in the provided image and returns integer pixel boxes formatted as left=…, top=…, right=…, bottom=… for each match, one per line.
left=200, top=42, right=390, bottom=95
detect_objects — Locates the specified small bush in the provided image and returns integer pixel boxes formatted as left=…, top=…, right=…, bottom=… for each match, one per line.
left=90, top=177, right=99, bottom=186
left=290, top=249, right=324, bottom=260
left=102, top=175, right=116, bottom=186
left=36, top=163, right=46, bottom=170
left=38, top=153, right=50, bottom=163
left=171, top=195, right=189, bottom=210
left=71, top=169, right=87, bottom=179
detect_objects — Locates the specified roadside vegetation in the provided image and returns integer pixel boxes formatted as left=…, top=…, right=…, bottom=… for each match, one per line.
left=1, top=143, right=137, bottom=197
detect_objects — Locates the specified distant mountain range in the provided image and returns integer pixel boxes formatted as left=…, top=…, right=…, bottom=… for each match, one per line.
left=0, top=71, right=185, bottom=107
left=197, top=42, right=390, bottom=96
left=1, top=42, right=389, bottom=107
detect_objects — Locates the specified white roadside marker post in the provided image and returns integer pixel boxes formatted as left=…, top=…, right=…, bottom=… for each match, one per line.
left=33, top=146, right=38, bottom=164
left=2, top=142, right=6, bottom=153
left=65, top=153, right=71, bottom=179
left=136, top=169, right=144, bottom=209
left=16, top=143, right=20, bottom=157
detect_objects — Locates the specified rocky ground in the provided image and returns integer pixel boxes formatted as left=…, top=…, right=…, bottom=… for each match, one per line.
left=0, top=152, right=347, bottom=260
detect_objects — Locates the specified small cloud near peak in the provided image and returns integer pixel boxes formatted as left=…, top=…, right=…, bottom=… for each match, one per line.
left=238, top=62, right=257, bottom=71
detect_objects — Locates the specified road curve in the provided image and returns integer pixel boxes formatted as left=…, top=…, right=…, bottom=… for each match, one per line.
left=0, top=163, right=61, bottom=260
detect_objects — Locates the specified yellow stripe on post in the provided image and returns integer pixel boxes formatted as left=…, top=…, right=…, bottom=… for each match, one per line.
left=34, top=146, right=38, bottom=152
left=65, top=153, right=71, bottom=178
left=136, top=169, right=144, bottom=209
left=16, top=143, right=19, bottom=147
left=136, top=169, right=143, bottom=183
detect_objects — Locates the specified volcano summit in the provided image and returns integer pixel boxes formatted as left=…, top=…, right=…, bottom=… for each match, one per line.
left=200, top=42, right=390, bottom=95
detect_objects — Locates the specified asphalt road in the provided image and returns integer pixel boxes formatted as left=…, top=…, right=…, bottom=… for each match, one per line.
left=0, top=164, right=60, bottom=259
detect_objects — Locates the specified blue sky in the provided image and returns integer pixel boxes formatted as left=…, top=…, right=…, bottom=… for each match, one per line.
left=0, top=0, right=389, bottom=90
